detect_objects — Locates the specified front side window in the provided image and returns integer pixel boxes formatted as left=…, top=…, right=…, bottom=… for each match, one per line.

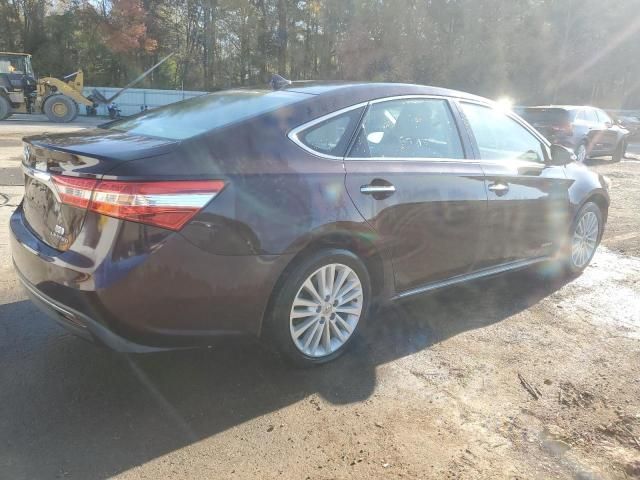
left=595, top=109, right=612, bottom=124
left=349, top=98, right=464, bottom=159
left=584, top=108, right=599, bottom=124
left=460, top=102, right=545, bottom=163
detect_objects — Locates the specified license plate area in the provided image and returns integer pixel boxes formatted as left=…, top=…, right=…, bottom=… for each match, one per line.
left=22, top=175, right=86, bottom=251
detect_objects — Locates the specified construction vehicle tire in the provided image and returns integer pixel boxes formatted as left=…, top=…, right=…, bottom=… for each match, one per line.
left=0, top=95, right=11, bottom=120
left=43, top=95, right=78, bottom=123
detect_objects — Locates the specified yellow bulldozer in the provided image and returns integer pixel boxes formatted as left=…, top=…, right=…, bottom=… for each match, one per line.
left=0, top=52, right=173, bottom=123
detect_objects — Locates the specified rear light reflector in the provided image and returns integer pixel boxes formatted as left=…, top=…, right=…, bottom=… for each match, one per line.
left=51, top=176, right=225, bottom=230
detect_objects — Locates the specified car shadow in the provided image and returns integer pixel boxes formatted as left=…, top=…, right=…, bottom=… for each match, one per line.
left=0, top=265, right=571, bottom=478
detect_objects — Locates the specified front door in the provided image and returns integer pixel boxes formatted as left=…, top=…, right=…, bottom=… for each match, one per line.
left=457, top=101, right=572, bottom=266
left=343, top=97, right=488, bottom=293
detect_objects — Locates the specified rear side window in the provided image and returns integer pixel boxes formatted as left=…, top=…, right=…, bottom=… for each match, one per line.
left=105, top=89, right=308, bottom=140
left=295, top=107, right=364, bottom=156
left=461, top=102, right=545, bottom=163
left=348, top=98, right=464, bottom=159
left=521, top=108, right=569, bottom=126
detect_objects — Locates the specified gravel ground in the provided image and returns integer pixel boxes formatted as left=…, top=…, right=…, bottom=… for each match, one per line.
left=0, top=117, right=639, bottom=479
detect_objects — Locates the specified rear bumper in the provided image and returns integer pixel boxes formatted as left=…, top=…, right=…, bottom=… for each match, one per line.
left=16, top=266, right=167, bottom=352
left=10, top=205, right=294, bottom=350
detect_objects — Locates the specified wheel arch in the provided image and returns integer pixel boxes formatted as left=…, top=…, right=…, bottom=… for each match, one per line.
left=259, top=230, right=390, bottom=337
left=585, top=191, right=609, bottom=224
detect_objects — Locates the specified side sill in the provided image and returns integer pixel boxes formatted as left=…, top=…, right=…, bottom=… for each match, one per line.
left=391, top=256, right=550, bottom=301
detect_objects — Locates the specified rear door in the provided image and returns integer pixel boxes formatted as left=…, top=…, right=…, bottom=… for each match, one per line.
left=343, top=97, right=488, bottom=293
left=594, top=109, right=624, bottom=154
left=457, top=101, right=571, bottom=266
left=583, top=108, right=608, bottom=155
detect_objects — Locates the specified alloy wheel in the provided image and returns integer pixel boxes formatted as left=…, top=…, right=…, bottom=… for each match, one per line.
left=571, top=211, right=599, bottom=268
left=289, top=263, right=363, bottom=358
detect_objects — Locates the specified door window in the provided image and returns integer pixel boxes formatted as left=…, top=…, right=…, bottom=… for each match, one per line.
left=595, top=109, right=612, bottom=124
left=460, top=102, right=546, bottom=163
left=295, top=107, right=364, bottom=156
left=348, top=98, right=464, bottom=159
left=584, top=108, right=599, bottom=124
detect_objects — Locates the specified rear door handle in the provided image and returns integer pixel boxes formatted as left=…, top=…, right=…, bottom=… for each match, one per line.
left=488, top=182, right=509, bottom=195
left=360, top=184, right=396, bottom=195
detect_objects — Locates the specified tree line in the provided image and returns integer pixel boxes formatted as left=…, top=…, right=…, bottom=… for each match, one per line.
left=1, top=0, right=639, bottom=108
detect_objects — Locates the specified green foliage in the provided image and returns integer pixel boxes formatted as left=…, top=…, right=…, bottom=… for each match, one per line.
left=1, top=0, right=639, bottom=107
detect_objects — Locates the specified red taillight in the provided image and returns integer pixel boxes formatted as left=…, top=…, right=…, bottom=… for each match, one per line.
left=51, top=175, right=225, bottom=231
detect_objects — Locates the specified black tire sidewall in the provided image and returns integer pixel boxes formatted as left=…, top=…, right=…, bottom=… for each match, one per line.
left=0, top=95, right=10, bottom=120
left=566, top=202, right=603, bottom=274
left=267, top=249, right=371, bottom=367
left=44, top=95, right=78, bottom=123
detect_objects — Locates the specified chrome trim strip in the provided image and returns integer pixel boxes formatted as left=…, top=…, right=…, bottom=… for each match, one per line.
left=391, top=256, right=550, bottom=301
left=22, top=164, right=62, bottom=203
left=287, top=101, right=369, bottom=160
left=360, top=185, right=396, bottom=194
left=346, top=156, right=478, bottom=163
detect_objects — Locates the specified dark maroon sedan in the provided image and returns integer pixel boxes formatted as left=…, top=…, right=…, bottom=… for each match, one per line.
left=10, top=82, right=610, bottom=365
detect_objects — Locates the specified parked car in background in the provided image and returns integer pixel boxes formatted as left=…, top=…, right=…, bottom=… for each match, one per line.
left=11, top=82, right=610, bottom=366
left=611, top=112, right=640, bottom=139
left=519, top=105, right=629, bottom=162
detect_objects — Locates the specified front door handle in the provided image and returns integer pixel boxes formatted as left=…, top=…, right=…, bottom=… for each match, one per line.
left=360, top=184, right=396, bottom=195
left=488, top=182, right=509, bottom=195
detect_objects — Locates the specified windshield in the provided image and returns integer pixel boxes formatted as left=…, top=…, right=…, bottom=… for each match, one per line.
left=0, top=55, right=33, bottom=75
left=105, top=89, right=308, bottom=140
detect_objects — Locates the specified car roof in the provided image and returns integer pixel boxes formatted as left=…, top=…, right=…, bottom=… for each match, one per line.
left=282, top=81, right=489, bottom=103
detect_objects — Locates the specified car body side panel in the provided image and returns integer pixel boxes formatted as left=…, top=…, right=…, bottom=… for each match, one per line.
left=344, top=159, right=488, bottom=291
left=563, top=162, right=610, bottom=220
left=478, top=161, right=572, bottom=264
left=11, top=205, right=294, bottom=344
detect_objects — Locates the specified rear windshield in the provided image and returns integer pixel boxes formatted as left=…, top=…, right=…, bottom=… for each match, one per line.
left=520, top=108, right=571, bottom=125
left=104, top=89, right=308, bottom=140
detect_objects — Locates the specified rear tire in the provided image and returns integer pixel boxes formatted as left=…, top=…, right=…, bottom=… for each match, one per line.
left=0, top=95, right=11, bottom=120
left=564, top=202, right=603, bottom=275
left=43, top=95, right=78, bottom=123
left=265, top=249, right=371, bottom=367
left=612, top=139, right=626, bottom=162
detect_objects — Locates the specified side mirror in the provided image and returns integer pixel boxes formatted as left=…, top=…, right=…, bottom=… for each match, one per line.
left=549, top=144, right=576, bottom=165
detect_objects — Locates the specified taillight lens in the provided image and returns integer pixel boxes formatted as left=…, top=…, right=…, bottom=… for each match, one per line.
left=51, top=175, right=225, bottom=231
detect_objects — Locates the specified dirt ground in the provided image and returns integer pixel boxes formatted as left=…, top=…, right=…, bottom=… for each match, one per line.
left=0, top=116, right=639, bottom=479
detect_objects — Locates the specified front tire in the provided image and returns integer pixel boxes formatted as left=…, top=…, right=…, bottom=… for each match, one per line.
left=266, top=249, right=371, bottom=367
left=43, top=95, right=78, bottom=123
left=565, top=202, right=603, bottom=274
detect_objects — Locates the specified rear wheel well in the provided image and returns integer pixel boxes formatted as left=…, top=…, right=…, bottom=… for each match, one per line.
left=261, top=233, right=386, bottom=336
left=586, top=193, right=609, bottom=223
